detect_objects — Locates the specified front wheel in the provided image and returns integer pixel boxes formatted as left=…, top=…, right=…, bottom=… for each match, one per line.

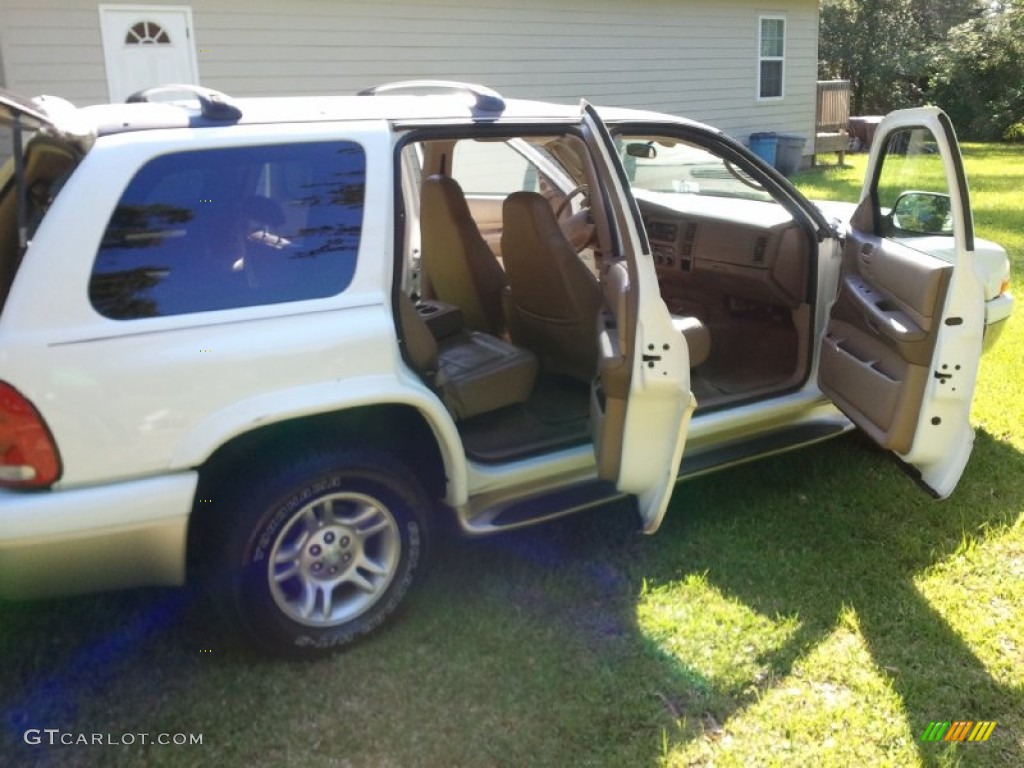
left=216, top=451, right=430, bottom=659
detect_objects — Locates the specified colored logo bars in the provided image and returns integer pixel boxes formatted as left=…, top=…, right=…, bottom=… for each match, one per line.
left=921, top=721, right=997, bottom=742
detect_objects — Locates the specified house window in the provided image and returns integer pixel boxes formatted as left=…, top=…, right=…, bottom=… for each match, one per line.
left=758, top=16, right=786, bottom=100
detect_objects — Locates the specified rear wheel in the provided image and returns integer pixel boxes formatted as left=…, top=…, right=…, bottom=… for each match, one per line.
left=215, top=451, right=430, bottom=659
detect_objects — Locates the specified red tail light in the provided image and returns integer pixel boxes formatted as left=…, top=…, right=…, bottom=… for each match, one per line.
left=0, top=381, right=61, bottom=488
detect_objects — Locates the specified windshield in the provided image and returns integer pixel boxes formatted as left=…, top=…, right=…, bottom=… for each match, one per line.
left=617, top=135, right=774, bottom=204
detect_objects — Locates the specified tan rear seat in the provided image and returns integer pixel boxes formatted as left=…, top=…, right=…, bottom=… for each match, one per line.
left=420, top=175, right=507, bottom=336
left=397, top=294, right=537, bottom=419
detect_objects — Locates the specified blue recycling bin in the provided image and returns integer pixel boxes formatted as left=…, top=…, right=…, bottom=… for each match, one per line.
left=748, top=132, right=778, bottom=166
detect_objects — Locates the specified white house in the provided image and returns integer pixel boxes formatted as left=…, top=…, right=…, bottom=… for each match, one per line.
left=0, top=0, right=820, bottom=154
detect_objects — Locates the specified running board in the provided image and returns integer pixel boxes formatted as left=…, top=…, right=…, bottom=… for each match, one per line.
left=460, top=479, right=627, bottom=535
left=679, top=419, right=850, bottom=480
left=457, top=418, right=850, bottom=535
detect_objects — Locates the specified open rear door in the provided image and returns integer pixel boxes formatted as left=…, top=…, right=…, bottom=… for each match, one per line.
left=581, top=103, right=695, bottom=532
left=1, top=90, right=87, bottom=312
left=819, top=107, right=985, bottom=497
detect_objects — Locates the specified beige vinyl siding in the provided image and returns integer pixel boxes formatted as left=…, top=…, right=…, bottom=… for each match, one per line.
left=0, top=0, right=818, bottom=150
left=0, top=3, right=109, bottom=104
left=0, top=8, right=6, bottom=90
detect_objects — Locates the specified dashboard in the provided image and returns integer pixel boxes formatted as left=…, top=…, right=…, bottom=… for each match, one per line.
left=639, top=196, right=810, bottom=308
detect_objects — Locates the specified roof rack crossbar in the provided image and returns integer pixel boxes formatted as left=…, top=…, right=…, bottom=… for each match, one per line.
left=357, top=80, right=505, bottom=113
left=126, top=84, right=242, bottom=121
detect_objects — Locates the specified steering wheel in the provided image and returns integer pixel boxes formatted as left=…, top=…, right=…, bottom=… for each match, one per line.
left=554, top=184, right=589, bottom=218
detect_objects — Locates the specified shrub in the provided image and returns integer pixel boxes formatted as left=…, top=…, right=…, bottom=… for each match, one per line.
left=1004, top=122, right=1024, bottom=143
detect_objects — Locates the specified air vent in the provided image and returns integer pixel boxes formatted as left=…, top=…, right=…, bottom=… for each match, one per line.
left=680, top=221, right=698, bottom=257
left=753, top=236, right=768, bottom=264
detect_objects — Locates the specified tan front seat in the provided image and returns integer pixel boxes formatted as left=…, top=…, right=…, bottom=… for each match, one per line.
left=397, top=294, right=537, bottom=420
left=420, top=175, right=507, bottom=336
left=500, top=191, right=604, bottom=382
left=672, top=315, right=711, bottom=368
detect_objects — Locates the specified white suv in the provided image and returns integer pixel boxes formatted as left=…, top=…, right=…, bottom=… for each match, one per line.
left=0, top=82, right=1012, bottom=658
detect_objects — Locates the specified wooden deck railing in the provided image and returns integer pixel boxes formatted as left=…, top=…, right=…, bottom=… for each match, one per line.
left=814, top=79, right=851, bottom=165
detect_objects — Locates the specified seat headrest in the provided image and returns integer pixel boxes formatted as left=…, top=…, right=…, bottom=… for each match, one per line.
left=502, top=191, right=558, bottom=233
left=421, top=175, right=476, bottom=223
left=502, top=191, right=575, bottom=259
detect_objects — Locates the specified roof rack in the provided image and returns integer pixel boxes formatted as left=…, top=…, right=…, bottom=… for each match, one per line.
left=357, top=80, right=505, bottom=113
left=126, top=84, right=242, bottom=122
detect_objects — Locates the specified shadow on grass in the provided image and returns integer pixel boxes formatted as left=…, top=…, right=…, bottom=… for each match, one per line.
left=0, top=431, right=1021, bottom=766
left=645, top=429, right=1024, bottom=765
left=453, top=429, right=1024, bottom=765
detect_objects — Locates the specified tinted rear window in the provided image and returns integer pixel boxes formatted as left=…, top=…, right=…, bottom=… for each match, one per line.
left=89, top=141, right=366, bottom=319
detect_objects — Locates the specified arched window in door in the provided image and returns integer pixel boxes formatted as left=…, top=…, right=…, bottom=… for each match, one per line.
left=124, top=21, right=171, bottom=45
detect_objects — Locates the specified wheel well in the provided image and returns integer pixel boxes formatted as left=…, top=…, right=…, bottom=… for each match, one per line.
left=186, top=405, right=447, bottom=566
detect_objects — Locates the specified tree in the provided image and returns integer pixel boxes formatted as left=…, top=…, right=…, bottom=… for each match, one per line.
left=819, top=0, right=987, bottom=115
left=909, top=0, right=983, bottom=39
left=820, top=0, right=926, bottom=114
left=928, top=5, right=1024, bottom=138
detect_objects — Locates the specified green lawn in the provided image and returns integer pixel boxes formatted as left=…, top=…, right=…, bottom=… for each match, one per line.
left=1, top=146, right=1021, bottom=768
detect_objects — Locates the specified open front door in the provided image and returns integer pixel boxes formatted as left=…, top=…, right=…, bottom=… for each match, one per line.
left=582, top=103, right=695, bottom=532
left=819, top=107, right=985, bottom=497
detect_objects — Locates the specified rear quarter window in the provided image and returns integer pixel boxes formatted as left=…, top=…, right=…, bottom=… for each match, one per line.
left=89, top=141, right=366, bottom=319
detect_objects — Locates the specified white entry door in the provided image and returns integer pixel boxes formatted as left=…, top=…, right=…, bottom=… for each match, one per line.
left=99, top=5, right=199, bottom=102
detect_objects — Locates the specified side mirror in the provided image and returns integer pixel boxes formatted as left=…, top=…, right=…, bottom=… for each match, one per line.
left=889, top=191, right=953, bottom=236
left=625, top=142, right=656, bottom=159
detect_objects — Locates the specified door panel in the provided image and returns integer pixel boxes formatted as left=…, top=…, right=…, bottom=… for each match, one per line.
left=846, top=233, right=950, bottom=334
left=820, top=231, right=952, bottom=453
left=582, top=104, right=694, bottom=532
left=819, top=108, right=984, bottom=496
left=592, top=261, right=632, bottom=480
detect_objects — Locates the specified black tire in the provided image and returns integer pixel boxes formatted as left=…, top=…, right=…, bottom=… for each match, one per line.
left=213, top=450, right=430, bottom=660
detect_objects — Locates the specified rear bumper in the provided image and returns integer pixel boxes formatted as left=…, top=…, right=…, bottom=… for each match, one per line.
left=0, top=472, right=196, bottom=600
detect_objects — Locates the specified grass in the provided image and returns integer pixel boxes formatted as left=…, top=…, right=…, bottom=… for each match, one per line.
left=1, top=145, right=1022, bottom=768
